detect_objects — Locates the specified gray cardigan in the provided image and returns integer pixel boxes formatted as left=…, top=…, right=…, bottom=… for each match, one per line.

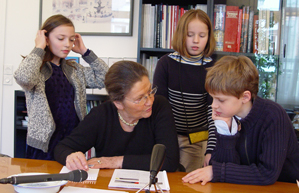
left=14, top=47, right=109, bottom=152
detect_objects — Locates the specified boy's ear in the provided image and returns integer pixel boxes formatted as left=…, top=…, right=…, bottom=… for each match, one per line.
left=113, top=101, right=124, bottom=110
left=242, top=91, right=252, bottom=104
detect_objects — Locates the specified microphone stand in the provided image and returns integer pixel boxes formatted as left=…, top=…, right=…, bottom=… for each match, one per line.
left=135, top=177, right=164, bottom=193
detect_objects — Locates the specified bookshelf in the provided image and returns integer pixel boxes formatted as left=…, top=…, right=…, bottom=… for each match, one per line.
left=14, top=90, right=109, bottom=158
left=137, top=0, right=281, bottom=100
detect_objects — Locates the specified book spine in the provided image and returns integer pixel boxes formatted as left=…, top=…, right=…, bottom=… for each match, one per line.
left=142, top=4, right=147, bottom=47
left=153, top=5, right=157, bottom=48
left=236, top=8, right=243, bottom=53
left=258, top=9, right=270, bottom=54
left=180, top=7, right=184, bottom=17
left=223, top=6, right=239, bottom=52
left=169, top=5, right=173, bottom=49
left=214, top=4, right=226, bottom=51
left=240, top=6, right=250, bottom=53
left=156, top=4, right=162, bottom=48
left=150, top=6, right=155, bottom=48
left=253, top=14, right=259, bottom=54
left=247, top=10, right=254, bottom=53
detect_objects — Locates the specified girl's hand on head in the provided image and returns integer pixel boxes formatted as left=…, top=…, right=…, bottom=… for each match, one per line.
left=87, top=156, right=123, bottom=169
left=72, top=33, right=87, bottom=55
left=35, top=30, right=47, bottom=50
left=66, top=151, right=89, bottom=171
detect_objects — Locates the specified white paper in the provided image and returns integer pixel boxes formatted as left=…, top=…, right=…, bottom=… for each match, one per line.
left=108, top=169, right=170, bottom=191
left=60, top=166, right=99, bottom=181
left=60, top=186, right=128, bottom=193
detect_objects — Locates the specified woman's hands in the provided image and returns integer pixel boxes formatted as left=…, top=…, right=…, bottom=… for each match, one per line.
left=35, top=30, right=47, bottom=50
left=182, top=166, right=213, bottom=185
left=65, top=152, right=124, bottom=171
left=88, top=156, right=124, bottom=169
left=72, top=33, right=87, bottom=55
left=66, top=152, right=89, bottom=171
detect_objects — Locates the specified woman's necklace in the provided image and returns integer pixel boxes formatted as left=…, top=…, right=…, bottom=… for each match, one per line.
left=118, top=112, right=139, bottom=127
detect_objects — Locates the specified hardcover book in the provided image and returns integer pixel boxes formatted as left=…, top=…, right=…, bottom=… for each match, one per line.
left=247, top=10, right=255, bottom=53
left=223, top=6, right=240, bottom=52
left=236, top=8, right=243, bottom=53
left=258, top=9, right=270, bottom=54
left=240, top=6, right=250, bottom=53
left=214, top=4, right=226, bottom=51
left=253, top=14, right=259, bottom=54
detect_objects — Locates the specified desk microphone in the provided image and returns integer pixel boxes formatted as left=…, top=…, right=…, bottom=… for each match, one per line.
left=0, top=169, right=88, bottom=184
left=149, top=144, right=166, bottom=188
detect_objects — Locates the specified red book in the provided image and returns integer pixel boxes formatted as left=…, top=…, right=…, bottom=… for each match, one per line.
left=236, top=8, right=243, bottom=53
left=223, top=6, right=240, bottom=52
left=253, top=14, right=259, bottom=54
left=180, top=7, right=184, bottom=17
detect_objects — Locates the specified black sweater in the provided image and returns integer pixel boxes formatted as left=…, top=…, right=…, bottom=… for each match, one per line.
left=211, top=96, right=299, bottom=184
left=54, top=96, right=180, bottom=172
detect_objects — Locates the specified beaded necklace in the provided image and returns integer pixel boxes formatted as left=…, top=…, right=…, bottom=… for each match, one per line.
left=118, top=112, right=139, bottom=127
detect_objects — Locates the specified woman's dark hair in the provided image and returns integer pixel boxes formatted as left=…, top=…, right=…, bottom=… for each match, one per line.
left=41, top=14, right=74, bottom=66
left=105, top=60, right=149, bottom=101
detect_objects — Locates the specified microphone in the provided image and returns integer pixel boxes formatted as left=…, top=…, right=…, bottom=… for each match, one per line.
left=0, top=170, right=88, bottom=185
left=149, top=144, right=166, bottom=188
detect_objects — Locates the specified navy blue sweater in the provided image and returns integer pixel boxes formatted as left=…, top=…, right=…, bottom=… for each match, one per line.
left=211, top=96, right=299, bottom=184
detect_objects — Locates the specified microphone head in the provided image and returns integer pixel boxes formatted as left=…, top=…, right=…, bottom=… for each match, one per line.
left=150, top=144, right=166, bottom=174
left=69, top=170, right=88, bottom=182
left=150, top=144, right=166, bottom=181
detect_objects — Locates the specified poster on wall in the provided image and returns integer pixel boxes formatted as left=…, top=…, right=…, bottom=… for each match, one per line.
left=39, top=0, right=134, bottom=36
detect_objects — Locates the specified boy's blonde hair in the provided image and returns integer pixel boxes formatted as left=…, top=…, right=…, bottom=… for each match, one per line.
left=205, top=55, right=259, bottom=99
left=172, top=9, right=216, bottom=58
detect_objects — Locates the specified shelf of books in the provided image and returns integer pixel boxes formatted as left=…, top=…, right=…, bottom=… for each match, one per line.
left=213, top=1, right=280, bottom=100
left=14, top=90, right=109, bottom=158
left=138, top=1, right=211, bottom=82
left=138, top=0, right=280, bottom=100
left=214, top=4, right=279, bottom=55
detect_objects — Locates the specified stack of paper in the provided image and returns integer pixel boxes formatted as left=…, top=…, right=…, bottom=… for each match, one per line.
left=108, top=169, right=170, bottom=191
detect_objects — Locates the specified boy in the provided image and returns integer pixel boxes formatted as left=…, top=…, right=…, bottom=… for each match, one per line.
left=182, top=55, right=299, bottom=185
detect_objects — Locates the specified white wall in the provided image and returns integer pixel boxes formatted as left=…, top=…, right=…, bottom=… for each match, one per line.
left=0, top=0, right=140, bottom=157
left=0, top=0, right=7, bottom=155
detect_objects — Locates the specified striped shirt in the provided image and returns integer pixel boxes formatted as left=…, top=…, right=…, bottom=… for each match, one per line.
left=153, top=53, right=216, bottom=154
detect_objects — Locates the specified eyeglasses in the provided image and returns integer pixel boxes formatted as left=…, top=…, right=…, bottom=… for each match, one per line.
left=125, top=86, right=158, bottom=105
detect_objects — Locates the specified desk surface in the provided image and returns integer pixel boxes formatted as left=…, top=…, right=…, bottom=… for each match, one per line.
left=0, top=157, right=297, bottom=193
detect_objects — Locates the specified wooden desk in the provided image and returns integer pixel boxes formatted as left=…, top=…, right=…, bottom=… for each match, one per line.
left=0, top=157, right=297, bottom=193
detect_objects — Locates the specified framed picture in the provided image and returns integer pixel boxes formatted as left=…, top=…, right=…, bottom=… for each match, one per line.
left=39, top=0, right=134, bottom=36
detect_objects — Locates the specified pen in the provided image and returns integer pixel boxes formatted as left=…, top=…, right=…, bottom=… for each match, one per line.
left=116, top=177, right=139, bottom=181
left=115, top=180, right=139, bottom=184
left=115, top=180, right=163, bottom=185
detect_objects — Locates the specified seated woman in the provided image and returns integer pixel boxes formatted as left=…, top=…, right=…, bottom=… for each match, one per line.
left=54, top=60, right=180, bottom=172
